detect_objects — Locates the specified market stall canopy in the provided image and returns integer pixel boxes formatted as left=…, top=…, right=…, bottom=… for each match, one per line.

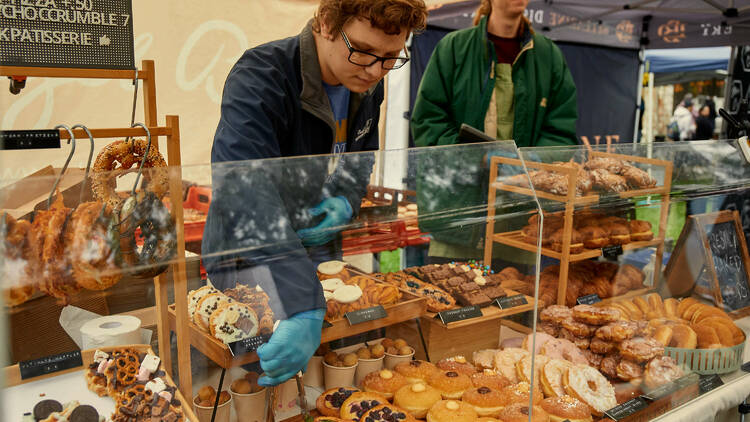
left=645, top=47, right=731, bottom=85
left=427, top=0, right=750, bottom=49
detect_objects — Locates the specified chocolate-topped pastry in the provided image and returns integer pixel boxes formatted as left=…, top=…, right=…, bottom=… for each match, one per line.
left=446, top=277, right=465, bottom=289
left=34, top=400, right=63, bottom=421
left=69, top=404, right=99, bottom=422
left=459, top=282, right=480, bottom=293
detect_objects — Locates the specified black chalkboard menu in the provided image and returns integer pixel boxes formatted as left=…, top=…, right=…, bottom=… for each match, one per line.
left=0, top=0, right=134, bottom=69
left=705, top=219, right=750, bottom=312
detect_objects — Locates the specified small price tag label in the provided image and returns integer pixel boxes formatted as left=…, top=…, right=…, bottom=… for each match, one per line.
left=699, top=374, right=724, bottom=394
left=602, top=244, right=624, bottom=260
left=576, top=294, right=602, bottom=305
left=0, top=130, right=61, bottom=150
left=345, top=305, right=387, bottom=325
left=436, top=305, right=482, bottom=324
left=19, top=351, right=83, bottom=380
left=604, top=398, right=648, bottom=421
left=228, top=334, right=272, bottom=357
left=742, top=361, right=750, bottom=373
left=494, top=294, right=528, bottom=310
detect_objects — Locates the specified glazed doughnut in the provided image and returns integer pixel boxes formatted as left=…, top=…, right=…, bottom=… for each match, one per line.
left=618, top=337, right=664, bottom=363
left=497, top=403, right=549, bottom=422
left=589, top=337, right=615, bottom=355
left=652, top=325, right=673, bottom=347
left=539, top=321, right=560, bottom=337
left=559, top=328, right=591, bottom=350
left=316, top=387, right=360, bottom=416
left=541, top=359, right=574, bottom=397
left=492, top=348, right=529, bottom=383
left=1, top=213, right=34, bottom=306
left=572, top=305, right=620, bottom=326
left=427, top=370, right=473, bottom=400
left=643, top=356, right=683, bottom=390
left=663, top=298, right=679, bottom=317
left=362, top=369, right=409, bottom=399
left=599, top=355, right=620, bottom=380
left=581, top=349, right=603, bottom=368
left=118, top=191, right=176, bottom=278
left=470, top=369, right=510, bottom=390
left=668, top=324, right=697, bottom=349
left=646, top=294, right=666, bottom=317
left=561, top=318, right=596, bottom=338
left=91, top=139, right=169, bottom=210
left=615, top=359, right=643, bottom=382
left=540, top=305, right=573, bottom=324
left=563, top=365, right=616, bottom=416
left=522, top=333, right=556, bottom=355
left=540, top=395, right=593, bottom=422
left=64, top=201, right=122, bottom=291
left=595, top=321, right=638, bottom=342
left=515, top=354, right=550, bottom=385
left=393, top=383, right=441, bottom=419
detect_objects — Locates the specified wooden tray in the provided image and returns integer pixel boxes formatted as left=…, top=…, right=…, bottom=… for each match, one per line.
left=2, top=344, right=198, bottom=422
left=168, top=292, right=427, bottom=368
left=423, top=289, right=535, bottom=329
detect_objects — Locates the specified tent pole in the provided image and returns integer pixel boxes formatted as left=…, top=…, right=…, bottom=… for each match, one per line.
left=722, top=46, right=738, bottom=139
left=634, top=48, right=646, bottom=148
left=647, top=72, right=655, bottom=160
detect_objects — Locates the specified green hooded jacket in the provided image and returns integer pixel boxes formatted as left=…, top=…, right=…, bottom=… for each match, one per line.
left=412, top=15, right=578, bottom=251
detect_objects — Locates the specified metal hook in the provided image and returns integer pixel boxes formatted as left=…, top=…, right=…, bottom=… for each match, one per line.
left=71, top=124, right=96, bottom=203
left=125, top=67, right=139, bottom=144
left=48, top=124, right=76, bottom=209
left=130, top=122, right=152, bottom=196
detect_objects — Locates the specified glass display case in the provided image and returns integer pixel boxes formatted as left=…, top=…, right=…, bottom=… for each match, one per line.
left=2, top=138, right=750, bottom=422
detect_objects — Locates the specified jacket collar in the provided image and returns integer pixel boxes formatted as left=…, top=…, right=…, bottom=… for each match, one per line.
left=299, top=20, right=376, bottom=130
left=479, top=15, right=535, bottom=63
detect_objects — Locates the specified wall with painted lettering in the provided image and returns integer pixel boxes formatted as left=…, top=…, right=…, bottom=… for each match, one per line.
left=0, top=0, right=447, bottom=183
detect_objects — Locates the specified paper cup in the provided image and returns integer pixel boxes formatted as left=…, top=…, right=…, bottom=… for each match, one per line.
left=304, top=356, right=324, bottom=389
left=355, top=356, right=384, bottom=387
left=323, top=361, right=358, bottom=390
left=384, top=347, right=414, bottom=370
left=194, top=394, right=232, bottom=422
left=231, top=387, right=267, bottom=422
left=275, top=377, right=301, bottom=413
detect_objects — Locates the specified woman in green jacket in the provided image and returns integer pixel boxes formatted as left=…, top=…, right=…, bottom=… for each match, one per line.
left=411, top=0, right=578, bottom=264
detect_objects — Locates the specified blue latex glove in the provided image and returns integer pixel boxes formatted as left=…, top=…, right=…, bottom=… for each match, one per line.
left=257, top=308, right=325, bottom=386
left=296, top=196, right=353, bottom=246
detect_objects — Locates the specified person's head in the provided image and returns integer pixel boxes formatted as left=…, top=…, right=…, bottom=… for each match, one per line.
left=312, top=0, right=428, bottom=93
left=474, top=0, right=529, bottom=25
left=700, top=105, right=711, bottom=117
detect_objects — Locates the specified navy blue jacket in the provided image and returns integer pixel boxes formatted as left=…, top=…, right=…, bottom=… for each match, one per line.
left=202, top=22, right=383, bottom=318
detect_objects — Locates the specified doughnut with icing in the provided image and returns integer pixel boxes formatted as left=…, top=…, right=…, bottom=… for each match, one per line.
left=563, top=365, right=616, bottom=416
left=393, top=383, right=442, bottom=419
left=540, top=395, right=593, bottom=422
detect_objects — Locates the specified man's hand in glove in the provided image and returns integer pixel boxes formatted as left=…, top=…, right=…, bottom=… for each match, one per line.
left=296, top=196, right=353, bottom=246
left=257, top=308, right=325, bottom=386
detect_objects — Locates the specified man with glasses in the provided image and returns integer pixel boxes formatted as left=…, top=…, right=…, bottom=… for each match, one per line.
left=204, top=0, right=427, bottom=386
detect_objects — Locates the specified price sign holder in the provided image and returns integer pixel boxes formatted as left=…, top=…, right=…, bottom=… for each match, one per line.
left=494, top=294, right=528, bottom=310
left=345, top=305, right=387, bottom=325
left=436, top=305, right=482, bottom=324
left=576, top=294, right=602, bottom=305
left=19, top=351, right=83, bottom=380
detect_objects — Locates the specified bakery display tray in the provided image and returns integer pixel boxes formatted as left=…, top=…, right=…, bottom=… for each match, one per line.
left=1, top=345, right=197, bottom=422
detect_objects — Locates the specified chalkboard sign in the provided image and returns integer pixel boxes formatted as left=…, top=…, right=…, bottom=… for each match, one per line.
left=0, top=129, right=60, bottom=150
left=576, top=294, right=602, bottom=305
left=436, top=305, right=482, bottom=324
left=0, top=0, right=134, bottom=69
left=665, top=210, right=750, bottom=317
left=19, top=351, right=82, bottom=380
left=603, top=397, right=648, bottom=421
left=494, top=294, right=528, bottom=310
left=698, top=374, right=724, bottom=394
left=228, top=334, right=272, bottom=357
left=345, top=305, right=387, bottom=325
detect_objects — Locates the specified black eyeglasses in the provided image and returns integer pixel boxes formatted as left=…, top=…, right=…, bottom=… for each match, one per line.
left=340, top=30, right=409, bottom=70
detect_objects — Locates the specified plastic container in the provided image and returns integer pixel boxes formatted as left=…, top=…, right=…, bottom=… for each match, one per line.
left=664, top=341, right=745, bottom=375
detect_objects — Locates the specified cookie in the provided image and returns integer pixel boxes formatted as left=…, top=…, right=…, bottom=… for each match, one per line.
left=209, top=302, right=260, bottom=344
left=69, top=404, right=99, bottom=422
left=34, top=400, right=63, bottom=421
left=188, top=285, right=219, bottom=319
left=194, top=293, right=232, bottom=332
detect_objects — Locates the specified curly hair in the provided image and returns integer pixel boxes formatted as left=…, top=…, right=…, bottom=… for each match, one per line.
left=312, top=0, right=428, bottom=36
left=474, top=0, right=492, bottom=25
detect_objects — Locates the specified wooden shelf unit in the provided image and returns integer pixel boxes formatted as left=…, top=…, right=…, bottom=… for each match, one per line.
left=1, top=61, right=193, bottom=401
left=484, top=150, right=673, bottom=307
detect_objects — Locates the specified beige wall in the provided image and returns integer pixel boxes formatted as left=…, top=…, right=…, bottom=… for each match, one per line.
left=0, top=0, right=453, bottom=182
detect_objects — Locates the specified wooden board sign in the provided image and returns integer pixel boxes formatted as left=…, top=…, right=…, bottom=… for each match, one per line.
left=0, top=0, right=134, bottom=69
left=664, top=210, right=750, bottom=317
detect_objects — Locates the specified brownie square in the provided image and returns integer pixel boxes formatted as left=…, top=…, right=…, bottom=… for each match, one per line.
left=446, top=277, right=465, bottom=288
left=459, top=282, right=480, bottom=292
left=431, top=269, right=451, bottom=280
left=457, top=291, right=493, bottom=307
left=481, top=286, right=507, bottom=299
